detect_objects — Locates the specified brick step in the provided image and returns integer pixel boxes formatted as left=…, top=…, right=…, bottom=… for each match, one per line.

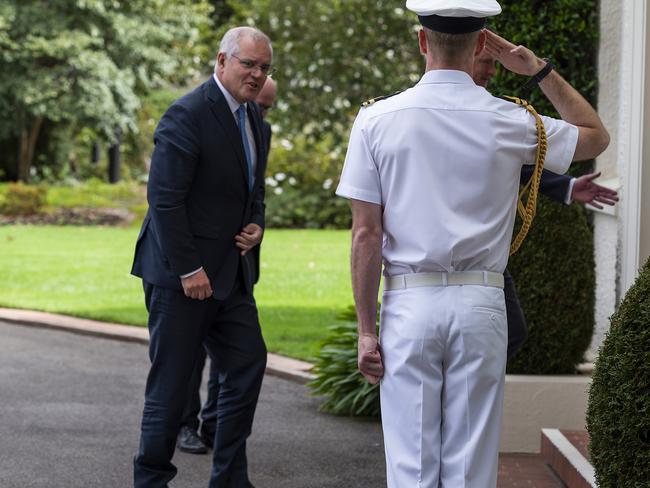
left=498, top=453, right=566, bottom=487
left=541, top=429, right=595, bottom=488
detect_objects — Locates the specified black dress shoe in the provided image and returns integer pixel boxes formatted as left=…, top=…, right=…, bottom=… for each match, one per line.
left=199, top=430, right=214, bottom=450
left=177, top=426, right=209, bottom=454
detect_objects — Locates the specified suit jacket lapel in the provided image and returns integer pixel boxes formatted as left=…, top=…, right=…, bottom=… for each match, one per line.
left=204, top=78, right=251, bottom=190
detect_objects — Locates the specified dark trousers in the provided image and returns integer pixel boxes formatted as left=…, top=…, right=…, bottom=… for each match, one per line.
left=181, top=345, right=219, bottom=443
left=504, top=268, right=528, bottom=360
left=133, top=274, right=266, bottom=488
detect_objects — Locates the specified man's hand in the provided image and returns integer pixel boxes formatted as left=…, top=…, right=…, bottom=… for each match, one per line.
left=181, top=269, right=213, bottom=300
left=484, top=30, right=545, bottom=77
left=571, top=171, right=619, bottom=209
left=358, top=333, right=384, bottom=384
left=235, top=223, right=263, bottom=256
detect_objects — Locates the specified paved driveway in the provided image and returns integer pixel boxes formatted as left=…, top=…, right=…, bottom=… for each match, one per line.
left=0, top=321, right=386, bottom=488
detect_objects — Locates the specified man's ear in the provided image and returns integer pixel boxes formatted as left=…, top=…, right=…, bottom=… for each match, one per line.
left=216, top=52, right=226, bottom=70
left=418, top=29, right=428, bottom=55
left=475, top=30, right=487, bottom=56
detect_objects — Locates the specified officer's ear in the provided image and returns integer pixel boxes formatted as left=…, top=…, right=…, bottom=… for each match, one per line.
left=418, top=29, right=428, bottom=55
left=474, top=29, right=487, bottom=57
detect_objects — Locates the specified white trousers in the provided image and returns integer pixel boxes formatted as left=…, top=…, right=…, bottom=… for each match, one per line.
left=379, top=284, right=507, bottom=488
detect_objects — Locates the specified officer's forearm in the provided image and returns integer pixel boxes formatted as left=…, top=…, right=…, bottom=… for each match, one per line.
left=350, top=204, right=382, bottom=337
left=351, top=231, right=382, bottom=336
left=538, top=70, right=610, bottom=160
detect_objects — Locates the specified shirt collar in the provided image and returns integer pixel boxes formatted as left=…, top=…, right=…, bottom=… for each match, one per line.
left=213, top=73, right=247, bottom=115
left=417, top=69, right=475, bottom=86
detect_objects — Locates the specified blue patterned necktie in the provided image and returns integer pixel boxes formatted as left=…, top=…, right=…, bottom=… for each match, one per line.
left=237, top=104, right=254, bottom=191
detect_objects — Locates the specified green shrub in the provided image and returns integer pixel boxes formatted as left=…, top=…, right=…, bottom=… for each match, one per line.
left=506, top=197, right=595, bottom=374
left=0, top=183, right=47, bottom=216
left=586, top=257, right=650, bottom=487
left=265, top=133, right=351, bottom=229
left=0, top=180, right=145, bottom=220
left=309, top=306, right=380, bottom=417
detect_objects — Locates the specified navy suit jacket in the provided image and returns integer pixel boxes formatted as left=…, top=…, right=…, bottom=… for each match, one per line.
left=520, top=166, right=572, bottom=204
left=131, top=77, right=267, bottom=299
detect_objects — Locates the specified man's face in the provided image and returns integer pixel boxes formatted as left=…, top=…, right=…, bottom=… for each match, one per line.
left=255, top=80, right=276, bottom=119
left=473, top=50, right=497, bottom=88
left=217, top=36, right=272, bottom=103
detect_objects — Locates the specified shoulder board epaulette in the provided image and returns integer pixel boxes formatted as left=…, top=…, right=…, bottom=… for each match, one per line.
left=361, top=90, right=402, bottom=108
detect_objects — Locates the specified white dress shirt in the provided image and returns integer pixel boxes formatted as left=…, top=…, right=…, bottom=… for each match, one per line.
left=213, top=73, right=257, bottom=175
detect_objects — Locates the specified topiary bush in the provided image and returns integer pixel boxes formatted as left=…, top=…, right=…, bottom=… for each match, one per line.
left=586, top=257, right=650, bottom=487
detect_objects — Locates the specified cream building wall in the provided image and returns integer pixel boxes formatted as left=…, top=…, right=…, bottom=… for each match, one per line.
left=591, top=0, right=649, bottom=357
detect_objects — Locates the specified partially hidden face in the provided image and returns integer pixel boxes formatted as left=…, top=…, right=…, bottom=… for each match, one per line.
left=218, top=36, right=272, bottom=103
left=473, top=51, right=497, bottom=88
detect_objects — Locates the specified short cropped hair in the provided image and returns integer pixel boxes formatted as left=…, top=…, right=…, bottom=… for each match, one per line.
left=424, top=28, right=480, bottom=64
left=219, top=26, right=273, bottom=58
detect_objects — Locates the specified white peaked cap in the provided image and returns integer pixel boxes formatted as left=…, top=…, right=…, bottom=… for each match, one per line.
left=406, top=0, right=502, bottom=18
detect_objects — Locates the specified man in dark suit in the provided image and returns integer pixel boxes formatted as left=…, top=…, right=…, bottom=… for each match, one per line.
left=131, top=26, right=273, bottom=488
left=177, top=77, right=277, bottom=455
left=473, top=49, right=619, bottom=359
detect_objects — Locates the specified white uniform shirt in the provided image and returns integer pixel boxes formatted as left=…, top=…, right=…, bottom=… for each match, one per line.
left=336, top=69, right=578, bottom=275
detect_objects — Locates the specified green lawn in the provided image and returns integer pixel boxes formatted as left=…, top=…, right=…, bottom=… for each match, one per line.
left=0, top=226, right=353, bottom=361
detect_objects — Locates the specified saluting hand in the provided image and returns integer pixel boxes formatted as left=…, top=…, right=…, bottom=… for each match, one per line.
left=358, top=333, right=384, bottom=384
left=235, top=223, right=263, bottom=256
left=181, top=269, right=213, bottom=300
left=571, top=171, right=619, bottom=209
left=483, top=29, right=545, bottom=77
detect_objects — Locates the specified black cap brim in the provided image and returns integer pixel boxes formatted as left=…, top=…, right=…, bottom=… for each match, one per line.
left=418, top=15, right=486, bottom=34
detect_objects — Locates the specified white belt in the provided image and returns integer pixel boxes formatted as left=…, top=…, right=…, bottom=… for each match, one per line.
left=384, top=271, right=504, bottom=290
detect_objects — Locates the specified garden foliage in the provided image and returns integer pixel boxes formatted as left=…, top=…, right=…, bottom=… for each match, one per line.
left=586, top=257, right=650, bottom=487
left=228, top=0, right=422, bottom=228
left=309, top=306, right=380, bottom=417
left=0, top=182, right=47, bottom=216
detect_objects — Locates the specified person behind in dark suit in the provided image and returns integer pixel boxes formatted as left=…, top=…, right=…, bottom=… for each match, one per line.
left=472, top=49, right=619, bottom=359
left=177, top=77, right=277, bottom=456
left=131, top=26, right=273, bottom=488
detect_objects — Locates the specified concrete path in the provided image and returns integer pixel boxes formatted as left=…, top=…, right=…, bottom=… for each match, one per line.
left=0, top=320, right=386, bottom=488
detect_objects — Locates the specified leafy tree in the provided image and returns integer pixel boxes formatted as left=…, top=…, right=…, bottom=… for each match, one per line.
left=0, top=0, right=211, bottom=181
left=227, top=0, right=422, bottom=145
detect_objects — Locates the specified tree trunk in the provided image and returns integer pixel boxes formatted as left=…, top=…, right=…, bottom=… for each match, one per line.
left=16, top=116, right=44, bottom=182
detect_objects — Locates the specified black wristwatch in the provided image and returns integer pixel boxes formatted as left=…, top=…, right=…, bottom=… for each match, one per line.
left=519, top=58, right=555, bottom=93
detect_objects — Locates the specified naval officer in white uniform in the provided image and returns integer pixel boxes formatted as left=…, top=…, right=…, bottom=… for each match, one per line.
left=335, top=1, right=610, bottom=486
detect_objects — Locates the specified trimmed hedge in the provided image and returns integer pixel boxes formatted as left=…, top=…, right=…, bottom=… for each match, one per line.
left=586, top=257, right=650, bottom=486
left=506, top=197, right=595, bottom=373
left=490, top=0, right=600, bottom=373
